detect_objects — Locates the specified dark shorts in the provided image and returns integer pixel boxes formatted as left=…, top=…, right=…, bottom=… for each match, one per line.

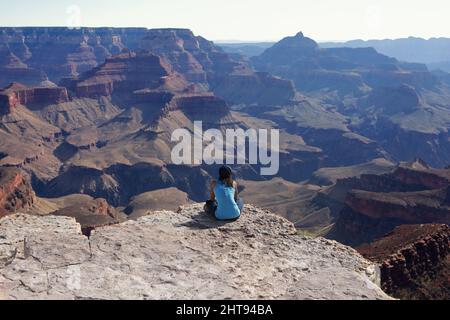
left=204, top=200, right=218, bottom=217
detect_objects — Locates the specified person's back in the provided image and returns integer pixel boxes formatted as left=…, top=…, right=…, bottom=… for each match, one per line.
left=204, top=166, right=244, bottom=221
left=214, top=180, right=241, bottom=220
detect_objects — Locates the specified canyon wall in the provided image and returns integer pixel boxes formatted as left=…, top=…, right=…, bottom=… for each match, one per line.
left=358, top=224, right=449, bottom=300
left=0, top=83, right=69, bottom=115
left=0, top=27, right=150, bottom=82
left=68, top=52, right=190, bottom=99
left=329, top=162, right=450, bottom=246
left=0, top=167, right=35, bottom=217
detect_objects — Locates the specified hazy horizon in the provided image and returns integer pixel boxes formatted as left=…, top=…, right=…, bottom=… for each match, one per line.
left=214, top=35, right=450, bottom=44
left=0, top=25, right=448, bottom=43
left=1, top=0, right=449, bottom=42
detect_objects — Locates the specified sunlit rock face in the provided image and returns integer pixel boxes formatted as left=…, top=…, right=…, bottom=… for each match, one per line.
left=0, top=83, right=69, bottom=115
left=68, top=52, right=180, bottom=98
left=0, top=204, right=390, bottom=300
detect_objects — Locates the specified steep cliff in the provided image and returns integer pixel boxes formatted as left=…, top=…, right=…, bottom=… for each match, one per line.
left=0, top=27, right=179, bottom=84
left=0, top=204, right=390, bottom=300
left=69, top=51, right=188, bottom=98
left=0, top=83, right=69, bottom=114
left=0, top=167, right=35, bottom=217
left=0, top=28, right=122, bottom=81
left=330, top=188, right=450, bottom=246
left=328, top=161, right=450, bottom=246
left=140, top=28, right=298, bottom=106
left=358, top=224, right=449, bottom=300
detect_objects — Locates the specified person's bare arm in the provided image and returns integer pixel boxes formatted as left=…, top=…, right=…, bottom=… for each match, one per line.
left=210, top=180, right=217, bottom=201
left=233, top=181, right=239, bottom=202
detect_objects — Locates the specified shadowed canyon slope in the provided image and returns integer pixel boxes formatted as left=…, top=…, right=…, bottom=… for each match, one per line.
left=250, top=32, right=450, bottom=168
left=0, top=27, right=151, bottom=84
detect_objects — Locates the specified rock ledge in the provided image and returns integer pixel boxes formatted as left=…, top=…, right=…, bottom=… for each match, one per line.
left=0, top=204, right=390, bottom=300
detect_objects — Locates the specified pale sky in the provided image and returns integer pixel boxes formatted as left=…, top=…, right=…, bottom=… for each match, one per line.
left=0, top=0, right=449, bottom=42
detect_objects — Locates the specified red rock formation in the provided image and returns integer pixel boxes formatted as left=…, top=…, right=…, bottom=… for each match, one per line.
left=335, top=159, right=450, bottom=194
left=69, top=50, right=231, bottom=124
left=0, top=83, right=25, bottom=114
left=140, top=28, right=297, bottom=106
left=358, top=224, right=450, bottom=299
left=0, top=167, right=35, bottom=217
left=91, top=198, right=116, bottom=216
left=345, top=189, right=450, bottom=224
left=1, top=27, right=297, bottom=106
left=328, top=161, right=450, bottom=246
left=140, top=29, right=209, bottom=83
left=392, top=165, right=450, bottom=190
left=74, top=81, right=114, bottom=98
left=327, top=187, right=450, bottom=297
left=0, top=83, right=69, bottom=114
left=71, top=52, right=191, bottom=98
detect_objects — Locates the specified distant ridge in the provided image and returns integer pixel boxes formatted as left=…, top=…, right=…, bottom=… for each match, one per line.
left=320, top=37, right=450, bottom=71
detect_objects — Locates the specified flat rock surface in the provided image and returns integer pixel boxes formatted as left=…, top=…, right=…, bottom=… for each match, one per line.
left=0, top=204, right=390, bottom=300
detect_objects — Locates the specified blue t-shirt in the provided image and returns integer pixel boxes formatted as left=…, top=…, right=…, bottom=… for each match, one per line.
left=214, top=181, right=241, bottom=220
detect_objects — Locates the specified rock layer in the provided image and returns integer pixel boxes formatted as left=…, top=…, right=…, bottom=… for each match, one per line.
left=0, top=167, right=35, bottom=217
left=0, top=27, right=137, bottom=81
left=358, top=224, right=450, bottom=300
left=328, top=161, right=450, bottom=246
left=251, top=32, right=450, bottom=168
left=252, top=32, right=434, bottom=95
left=140, top=28, right=298, bottom=106
left=69, top=52, right=188, bottom=98
left=0, top=83, right=69, bottom=114
left=0, top=204, right=390, bottom=300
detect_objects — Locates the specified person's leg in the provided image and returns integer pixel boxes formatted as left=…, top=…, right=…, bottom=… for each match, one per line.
left=204, top=200, right=217, bottom=217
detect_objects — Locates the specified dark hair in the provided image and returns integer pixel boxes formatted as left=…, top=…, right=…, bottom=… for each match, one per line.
left=219, top=166, right=234, bottom=187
